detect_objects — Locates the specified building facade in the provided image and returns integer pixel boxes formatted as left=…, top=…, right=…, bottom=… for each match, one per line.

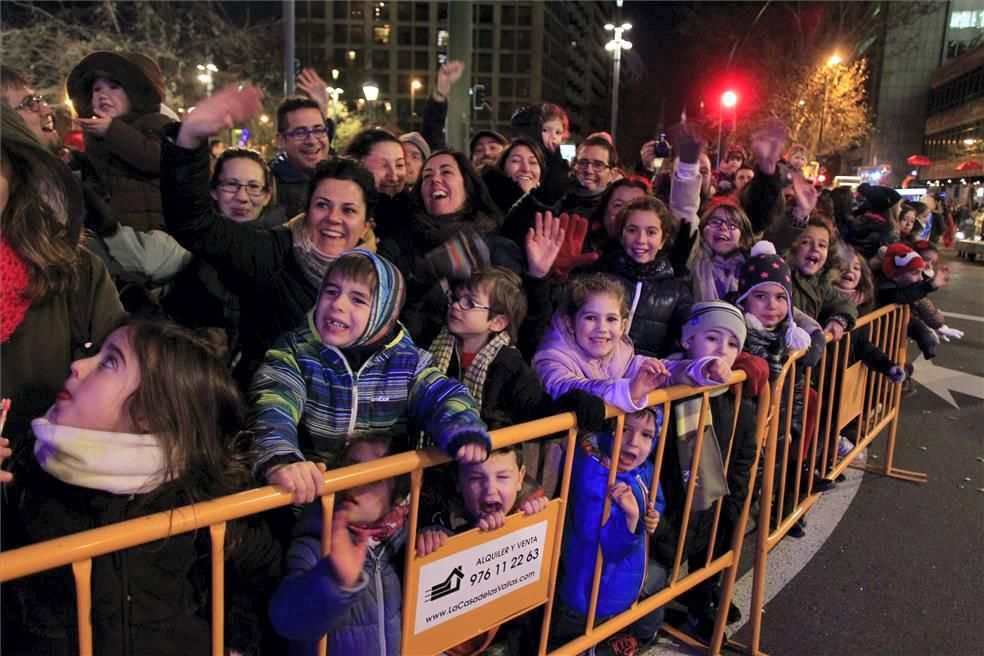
left=294, top=0, right=612, bottom=142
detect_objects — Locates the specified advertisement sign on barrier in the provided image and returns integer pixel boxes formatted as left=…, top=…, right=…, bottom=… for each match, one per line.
left=403, top=499, right=561, bottom=655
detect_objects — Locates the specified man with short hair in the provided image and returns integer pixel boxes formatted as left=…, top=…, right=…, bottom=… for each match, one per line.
left=270, top=96, right=332, bottom=217
left=469, top=129, right=508, bottom=171
left=1, top=65, right=59, bottom=150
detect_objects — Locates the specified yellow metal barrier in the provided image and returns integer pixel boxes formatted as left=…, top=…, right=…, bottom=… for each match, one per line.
left=745, top=303, right=921, bottom=655
left=0, top=369, right=768, bottom=655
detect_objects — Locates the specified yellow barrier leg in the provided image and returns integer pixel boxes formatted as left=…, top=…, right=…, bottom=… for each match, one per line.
left=72, top=558, right=94, bottom=656
left=209, top=522, right=227, bottom=656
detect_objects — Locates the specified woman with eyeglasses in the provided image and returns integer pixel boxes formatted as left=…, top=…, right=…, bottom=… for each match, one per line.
left=162, top=85, right=379, bottom=388
left=66, top=51, right=171, bottom=232
left=159, top=148, right=287, bottom=360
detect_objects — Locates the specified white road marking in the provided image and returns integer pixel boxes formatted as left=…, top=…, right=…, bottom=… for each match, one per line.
left=910, top=355, right=984, bottom=409
left=943, top=312, right=984, bottom=323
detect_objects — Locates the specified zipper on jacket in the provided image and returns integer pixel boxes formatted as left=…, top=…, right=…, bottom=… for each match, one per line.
left=371, top=548, right=387, bottom=655
left=328, top=337, right=398, bottom=437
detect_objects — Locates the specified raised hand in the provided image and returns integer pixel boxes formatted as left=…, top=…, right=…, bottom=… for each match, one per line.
left=455, top=442, right=489, bottom=464
left=297, top=67, right=330, bottom=115
left=526, top=211, right=566, bottom=279
left=751, top=117, right=788, bottom=175
left=265, top=460, right=327, bottom=505
left=329, top=509, right=369, bottom=588
left=931, top=265, right=951, bottom=288
left=937, top=325, right=964, bottom=342
left=824, top=320, right=846, bottom=342
left=549, top=213, right=600, bottom=282
left=76, top=115, right=112, bottom=137
left=176, top=84, right=264, bottom=149
left=791, top=171, right=818, bottom=218
left=436, top=60, right=465, bottom=100
left=669, top=119, right=706, bottom=165
left=0, top=437, right=13, bottom=484
left=610, top=482, right=640, bottom=533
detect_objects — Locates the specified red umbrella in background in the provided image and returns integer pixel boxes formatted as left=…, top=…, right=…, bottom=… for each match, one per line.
left=906, top=154, right=931, bottom=167
left=955, top=160, right=983, bottom=172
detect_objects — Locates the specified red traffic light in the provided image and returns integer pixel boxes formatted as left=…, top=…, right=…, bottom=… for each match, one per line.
left=721, top=90, right=738, bottom=108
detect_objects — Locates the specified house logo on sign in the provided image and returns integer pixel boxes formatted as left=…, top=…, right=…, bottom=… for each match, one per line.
left=425, top=566, right=464, bottom=602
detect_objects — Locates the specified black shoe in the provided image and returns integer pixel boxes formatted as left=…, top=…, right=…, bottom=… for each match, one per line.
left=727, top=601, right=742, bottom=624
left=811, top=476, right=836, bottom=493
left=687, top=608, right=729, bottom=647
left=835, top=473, right=846, bottom=483
left=788, top=519, right=806, bottom=539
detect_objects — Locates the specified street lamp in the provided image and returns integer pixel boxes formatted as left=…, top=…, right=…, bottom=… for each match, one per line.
left=604, top=22, right=632, bottom=143
left=716, top=90, right=738, bottom=168
left=817, top=53, right=842, bottom=159
left=363, top=81, right=379, bottom=124
left=411, top=79, right=422, bottom=121
left=196, top=63, right=218, bottom=96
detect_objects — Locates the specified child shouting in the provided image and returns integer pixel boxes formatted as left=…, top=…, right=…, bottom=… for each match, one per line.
left=549, top=407, right=668, bottom=654
left=250, top=249, right=491, bottom=503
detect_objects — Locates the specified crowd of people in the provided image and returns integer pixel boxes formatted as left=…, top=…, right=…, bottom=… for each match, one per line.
left=0, top=52, right=962, bottom=656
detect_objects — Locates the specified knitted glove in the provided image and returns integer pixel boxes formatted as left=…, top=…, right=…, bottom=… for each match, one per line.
left=425, top=229, right=490, bottom=282
left=888, top=365, right=907, bottom=384
left=549, top=213, right=600, bottom=283
left=732, top=352, right=770, bottom=396
left=555, top=389, right=606, bottom=433
left=937, top=325, right=964, bottom=342
left=800, top=329, right=827, bottom=368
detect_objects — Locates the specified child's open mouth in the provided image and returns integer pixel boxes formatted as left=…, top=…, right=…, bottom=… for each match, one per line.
left=480, top=501, right=503, bottom=514
left=618, top=452, right=637, bottom=468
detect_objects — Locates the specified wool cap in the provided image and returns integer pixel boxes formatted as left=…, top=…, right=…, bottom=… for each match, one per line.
left=881, top=243, right=925, bottom=279
left=398, top=131, right=431, bottom=160
left=682, top=301, right=747, bottom=350
left=468, top=129, right=508, bottom=155
left=736, top=241, right=793, bottom=302
left=317, top=249, right=406, bottom=348
left=725, top=143, right=748, bottom=163
left=859, top=185, right=902, bottom=212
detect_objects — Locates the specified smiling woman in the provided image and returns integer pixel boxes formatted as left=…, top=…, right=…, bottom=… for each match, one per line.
left=163, top=85, right=379, bottom=388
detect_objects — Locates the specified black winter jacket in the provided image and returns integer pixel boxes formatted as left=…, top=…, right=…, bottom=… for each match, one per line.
left=1, top=453, right=280, bottom=656
left=162, top=135, right=318, bottom=388
left=269, top=153, right=311, bottom=220
left=603, top=251, right=693, bottom=358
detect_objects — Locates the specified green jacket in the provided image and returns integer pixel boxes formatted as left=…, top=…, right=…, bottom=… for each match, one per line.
left=790, top=269, right=857, bottom=330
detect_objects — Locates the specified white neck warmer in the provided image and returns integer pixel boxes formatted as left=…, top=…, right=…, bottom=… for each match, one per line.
left=31, top=417, right=172, bottom=495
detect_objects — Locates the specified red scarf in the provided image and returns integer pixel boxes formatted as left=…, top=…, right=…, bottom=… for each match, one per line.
left=348, top=497, right=410, bottom=548
left=1, top=239, right=32, bottom=344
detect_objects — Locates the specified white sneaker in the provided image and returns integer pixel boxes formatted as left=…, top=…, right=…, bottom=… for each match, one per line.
left=838, top=436, right=855, bottom=457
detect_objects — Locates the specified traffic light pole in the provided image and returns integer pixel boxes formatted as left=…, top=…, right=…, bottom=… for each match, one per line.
left=446, top=0, right=473, bottom=152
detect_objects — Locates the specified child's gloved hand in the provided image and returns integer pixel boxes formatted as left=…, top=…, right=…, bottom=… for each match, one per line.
left=416, top=529, right=449, bottom=557
left=937, top=325, right=964, bottom=342
left=555, top=389, right=606, bottom=433
left=643, top=507, right=661, bottom=535
left=732, top=352, right=770, bottom=396
left=519, top=495, right=549, bottom=516
left=266, top=460, right=327, bottom=505
left=888, top=365, right=907, bottom=384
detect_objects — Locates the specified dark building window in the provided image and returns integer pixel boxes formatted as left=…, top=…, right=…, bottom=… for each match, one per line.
left=398, top=51, right=413, bottom=70
left=501, top=30, right=515, bottom=49
left=500, top=53, right=514, bottom=73
left=477, top=4, right=493, bottom=23
left=477, top=29, right=493, bottom=49
left=335, top=24, right=349, bottom=41
left=500, top=78, right=514, bottom=97
left=515, top=54, right=531, bottom=75
left=333, top=1, right=348, bottom=19
left=310, top=1, right=325, bottom=19
left=518, top=5, right=532, bottom=24
left=415, top=26, right=429, bottom=45
left=517, top=30, right=532, bottom=50
left=397, top=1, right=412, bottom=21
left=350, top=1, right=365, bottom=19
left=502, top=6, right=516, bottom=24
left=414, top=50, right=430, bottom=69
left=398, top=26, right=412, bottom=45
left=477, top=53, right=493, bottom=73
left=415, top=2, right=430, bottom=21
left=350, top=25, right=365, bottom=44
left=372, top=50, right=390, bottom=69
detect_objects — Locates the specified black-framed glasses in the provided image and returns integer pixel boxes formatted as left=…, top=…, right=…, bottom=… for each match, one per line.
left=706, top=217, right=742, bottom=231
left=446, top=291, right=498, bottom=313
left=282, top=125, right=330, bottom=141
left=217, top=180, right=268, bottom=197
left=14, top=94, right=46, bottom=113
left=573, top=158, right=611, bottom=173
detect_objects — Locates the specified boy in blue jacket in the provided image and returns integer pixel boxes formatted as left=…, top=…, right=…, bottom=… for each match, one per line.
left=549, top=408, right=668, bottom=655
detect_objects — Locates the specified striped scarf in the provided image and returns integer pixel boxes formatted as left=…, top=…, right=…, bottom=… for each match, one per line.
left=428, top=327, right=511, bottom=412
left=672, top=392, right=730, bottom=512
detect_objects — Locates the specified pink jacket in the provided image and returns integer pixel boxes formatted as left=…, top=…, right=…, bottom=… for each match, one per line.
left=532, top=314, right=717, bottom=412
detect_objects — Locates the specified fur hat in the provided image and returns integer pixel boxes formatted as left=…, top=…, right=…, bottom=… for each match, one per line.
left=682, top=301, right=747, bottom=351
left=736, top=241, right=811, bottom=349
left=67, top=51, right=165, bottom=117
left=880, top=243, right=925, bottom=279
left=398, top=131, right=431, bottom=160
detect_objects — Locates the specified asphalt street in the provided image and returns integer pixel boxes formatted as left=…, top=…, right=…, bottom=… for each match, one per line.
left=648, top=249, right=984, bottom=656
